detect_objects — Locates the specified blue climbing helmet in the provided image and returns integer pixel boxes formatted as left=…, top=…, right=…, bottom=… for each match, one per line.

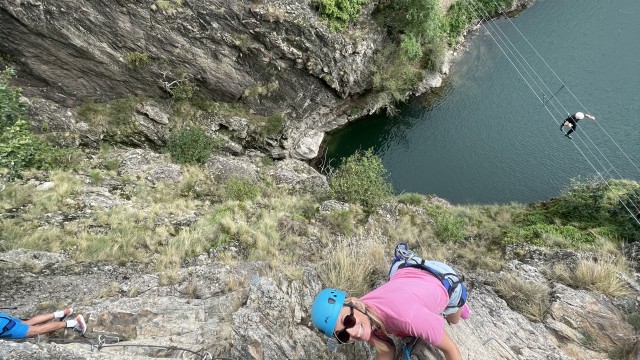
left=311, top=288, right=346, bottom=337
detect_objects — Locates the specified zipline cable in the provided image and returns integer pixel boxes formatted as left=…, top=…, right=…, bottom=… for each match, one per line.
left=489, top=1, right=640, bottom=177
left=473, top=0, right=640, bottom=218
left=463, top=0, right=640, bottom=224
left=477, top=0, right=640, bottom=209
left=467, top=0, right=640, bottom=218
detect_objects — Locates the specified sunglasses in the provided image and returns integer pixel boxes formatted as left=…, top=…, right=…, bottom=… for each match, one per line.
left=334, top=306, right=357, bottom=344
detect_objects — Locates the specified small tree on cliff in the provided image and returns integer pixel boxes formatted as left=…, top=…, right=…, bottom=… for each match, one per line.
left=0, top=67, right=25, bottom=132
left=329, top=149, right=393, bottom=211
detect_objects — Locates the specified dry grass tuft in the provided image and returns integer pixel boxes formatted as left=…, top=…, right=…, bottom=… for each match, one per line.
left=548, top=256, right=633, bottom=297
left=494, top=273, right=551, bottom=322
left=321, top=236, right=387, bottom=297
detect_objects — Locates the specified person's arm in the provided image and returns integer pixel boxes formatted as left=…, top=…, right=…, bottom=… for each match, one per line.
left=586, top=113, right=596, bottom=120
left=435, top=330, right=462, bottom=360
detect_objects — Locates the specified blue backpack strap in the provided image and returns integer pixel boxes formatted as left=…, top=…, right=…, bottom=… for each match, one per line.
left=398, top=262, right=458, bottom=296
left=390, top=243, right=467, bottom=307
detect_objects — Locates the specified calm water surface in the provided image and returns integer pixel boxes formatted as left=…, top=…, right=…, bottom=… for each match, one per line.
left=325, top=0, right=640, bottom=204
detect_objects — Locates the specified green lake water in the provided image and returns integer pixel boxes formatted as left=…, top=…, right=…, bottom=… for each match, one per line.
left=324, top=0, right=640, bottom=204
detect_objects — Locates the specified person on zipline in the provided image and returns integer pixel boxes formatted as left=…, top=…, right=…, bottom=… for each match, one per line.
left=1, top=308, right=86, bottom=339
left=560, top=111, right=596, bottom=139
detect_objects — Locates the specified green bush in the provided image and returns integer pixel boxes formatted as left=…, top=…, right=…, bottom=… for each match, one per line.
left=397, top=192, right=424, bottom=206
left=426, top=204, right=465, bottom=242
left=167, top=127, right=215, bottom=164
left=0, top=120, right=76, bottom=177
left=329, top=149, right=392, bottom=211
left=171, top=80, right=197, bottom=100
left=376, top=0, right=446, bottom=71
left=223, top=176, right=260, bottom=202
left=372, top=46, right=422, bottom=103
left=531, top=179, right=640, bottom=241
left=400, top=34, right=423, bottom=63
left=444, top=1, right=474, bottom=45
left=314, top=0, right=369, bottom=31
left=0, top=67, right=24, bottom=132
left=444, top=0, right=514, bottom=45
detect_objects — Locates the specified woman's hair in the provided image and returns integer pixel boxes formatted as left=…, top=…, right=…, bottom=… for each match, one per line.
left=344, top=297, right=393, bottom=353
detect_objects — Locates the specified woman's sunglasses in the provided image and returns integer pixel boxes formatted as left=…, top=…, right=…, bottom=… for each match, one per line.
left=334, top=306, right=357, bottom=344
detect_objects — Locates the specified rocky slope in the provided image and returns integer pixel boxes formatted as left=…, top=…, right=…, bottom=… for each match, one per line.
left=1, top=149, right=638, bottom=359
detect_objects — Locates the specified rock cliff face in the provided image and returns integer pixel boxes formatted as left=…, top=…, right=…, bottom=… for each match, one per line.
left=0, top=149, right=638, bottom=359
left=0, top=0, right=387, bottom=159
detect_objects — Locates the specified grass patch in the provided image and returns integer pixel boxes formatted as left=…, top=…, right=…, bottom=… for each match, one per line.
left=494, top=273, right=550, bottom=322
left=503, top=224, right=595, bottom=247
left=76, top=97, right=141, bottom=144
left=320, top=209, right=356, bottom=236
left=397, top=192, right=424, bottom=206
left=425, top=204, right=465, bottom=242
left=546, top=256, right=632, bottom=297
left=222, top=176, right=261, bottom=202
left=320, top=237, right=386, bottom=297
left=124, top=51, right=150, bottom=69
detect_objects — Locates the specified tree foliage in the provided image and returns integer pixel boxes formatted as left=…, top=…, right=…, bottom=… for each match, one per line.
left=314, top=0, right=369, bottom=31
left=376, top=0, right=446, bottom=70
left=329, top=149, right=393, bottom=211
left=0, top=120, right=76, bottom=178
left=0, top=68, right=77, bottom=177
left=0, top=67, right=24, bottom=132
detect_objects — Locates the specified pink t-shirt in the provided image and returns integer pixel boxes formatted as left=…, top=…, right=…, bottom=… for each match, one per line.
left=361, top=267, right=449, bottom=346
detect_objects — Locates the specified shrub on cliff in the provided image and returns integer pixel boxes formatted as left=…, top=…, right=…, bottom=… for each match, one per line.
left=0, top=69, right=78, bottom=177
left=314, top=0, right=368, bottom=31
left=0, top=67, right=24, bottom=132
left=0, top=120, right=78, bottom=178
left=375, top=0, right=447, bottom=70
left=444, top=0, right=516, bottom=45
left=167, top=127, right=215, bottom=164
left=528, top=179, right=640, bottom=242
left=329, top=149, right=392, bottom=211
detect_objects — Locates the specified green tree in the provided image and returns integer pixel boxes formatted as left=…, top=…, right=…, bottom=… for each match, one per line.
left=376, top=0, right=447, bottom=70
left=0, top=67, right=25, bottom=132
left=329, top=149, right=393, bottom=211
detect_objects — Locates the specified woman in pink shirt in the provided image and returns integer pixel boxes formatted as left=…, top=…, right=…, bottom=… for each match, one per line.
left=311, top=266, right=469, bottom=360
